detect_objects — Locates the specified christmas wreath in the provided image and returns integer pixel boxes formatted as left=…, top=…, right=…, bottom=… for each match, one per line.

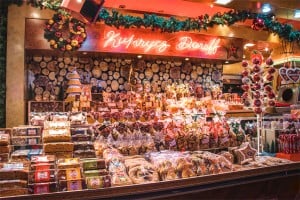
left=44, top=13, right=87, bottom=51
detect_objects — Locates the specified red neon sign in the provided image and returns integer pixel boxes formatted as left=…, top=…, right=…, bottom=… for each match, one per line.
left=176, top=37, right=220, bottom=55
left=102, top=30, right=221, bottom=55
left=103, top=30, right=170, bottom=53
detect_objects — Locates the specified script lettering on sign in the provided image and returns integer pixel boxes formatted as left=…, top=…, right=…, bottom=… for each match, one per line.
left=103, top=30, right=170, bottom=53
left=176, top=37, right=220, bottom=55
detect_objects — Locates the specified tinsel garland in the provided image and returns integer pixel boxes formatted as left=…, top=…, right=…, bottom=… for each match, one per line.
left=10, top=0, right=300, bottom=42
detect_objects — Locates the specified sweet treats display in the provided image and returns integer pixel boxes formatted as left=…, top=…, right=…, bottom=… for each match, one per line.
left=94, top=118, right=240, bottom=156
left=29, top=112, right=49, bottom=126
left=0, top=162, right=29, bottom=197
left=124, top=156, right=159, bottom=184
left=73, top=141, right=96, bottom=158
left=28, top=155, right=57, bottom=194
left=43, top=121, right=73, bottom=159
left=56, top=158, right=84, bottom=191
left=81, top=158, right=111, bottom=189
left=233, top=142, right=257, bottom=165
left=10, top=127, right=43, bottom=157
left=11, top=126, right=42, bottom=153
left=0, top=133, right=10, bottom=163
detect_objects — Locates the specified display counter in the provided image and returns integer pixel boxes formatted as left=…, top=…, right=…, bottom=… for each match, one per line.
left=2, top=162, right=299, bottom=200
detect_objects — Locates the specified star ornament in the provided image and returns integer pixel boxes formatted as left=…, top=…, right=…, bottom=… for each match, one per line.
left=235, top=142, right=257, bottom=165
left=226, top=44, right=240, bottom=59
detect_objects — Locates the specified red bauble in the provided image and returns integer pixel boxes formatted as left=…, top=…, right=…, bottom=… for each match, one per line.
left=242, top=84, right=250, bottom=91
left=254, top=107, right=262, bottom=114
left=264, top=85, right=272, bottom=92
left=253, top=83, right=261, bottom=90
left=253, top=73, right=261, bottom=82
left=267, top=67, right=276, bottom=74
left=252, top=57, right=261, bottom=65
left=254, top=99, right=262, bottom=107
left=268, top=92, right=275, bottom=99
left=242, top=61, right=249, bottom=68
left=253, top=65, right=261, bottom=73
left=253, top=91, right=261, bottom=99
left=266, top=74, right=274, bottom=81
left=242, top=70, right=249, bottom=77
left=268, top=100, right=276, bottom=107
left=266, top=58, right=274, bottom=66
left=252, top=18, right=264, bottom=30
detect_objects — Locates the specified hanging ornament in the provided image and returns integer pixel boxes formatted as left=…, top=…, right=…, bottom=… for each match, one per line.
left=266, top=74, right=274, bottom=81
left=267, top=67, right=276, bottom=74
left=252, top=83, right=261, bottom=90
left=242, top=70, right=249, bottom=77
left=268, top=100, right=276, bottom=107
left=254, top=99, right=262, bottom=107
left=253, top=91, right=261, bottom=99
left=251, top=51, right=263, bottom=65
left=264, top=85, right=272, bottom=92
left=267, top=91, right=275, bottom=99
left=252, top=73, right=261, bottom=82
left=252, top=65, right=261, bottom=73
left=254, top=107, right=262, bottom=114
left=265, top=57, right=274, bottom=66
left=242, top=61, right=249, bottom=68
left=252, top=18, right=264, bottom=31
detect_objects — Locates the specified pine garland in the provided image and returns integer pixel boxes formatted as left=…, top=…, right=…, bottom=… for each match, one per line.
left=10, top=0, right=300, bottom=42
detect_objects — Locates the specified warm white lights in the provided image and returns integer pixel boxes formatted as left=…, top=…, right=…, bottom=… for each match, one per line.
left=244, top=43, right=255, bottom=48
left=185, top=58, right=190, bottom=61
left=294, top=10, right=300, bottom=18
left=137, top=55, right=143, bottom=59
left=262, top=4, right=271, bottom=13
left=214, top=0, right=232, bottom=5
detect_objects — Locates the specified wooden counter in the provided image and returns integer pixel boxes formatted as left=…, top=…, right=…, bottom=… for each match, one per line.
left=3, top=162, right=300, bottom=200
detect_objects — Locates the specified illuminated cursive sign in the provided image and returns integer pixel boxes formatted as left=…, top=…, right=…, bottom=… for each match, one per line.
left=103, top=30, right=170, bottom=53
left=176, top=37, right=220, bottom=55
left=103, top=30, right=222, bottom=55
left=95, top=25, right=242, bottom=60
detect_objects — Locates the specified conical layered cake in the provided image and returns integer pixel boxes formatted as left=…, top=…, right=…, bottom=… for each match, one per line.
left=65, top=70, right=82, bottom=102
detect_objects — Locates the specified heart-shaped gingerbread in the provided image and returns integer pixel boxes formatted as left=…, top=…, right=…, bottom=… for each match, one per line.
left=279, top=67, right=290, bottom=82
left=286, top=67, right=300, bottom=83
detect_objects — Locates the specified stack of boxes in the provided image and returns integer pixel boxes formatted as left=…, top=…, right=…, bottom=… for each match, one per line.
left=10, top=126, right=43, bottom=162
left=57, top=158, right=84, bottom=191
left=43, top=121, right=74, bottom=159
left=71, top=127, right=96, bottom=159
left=0, top=129, right=11, bottom=163
left=81, top=158, right=111, bottom=189
left=28, top=155, right=57, bottom=194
